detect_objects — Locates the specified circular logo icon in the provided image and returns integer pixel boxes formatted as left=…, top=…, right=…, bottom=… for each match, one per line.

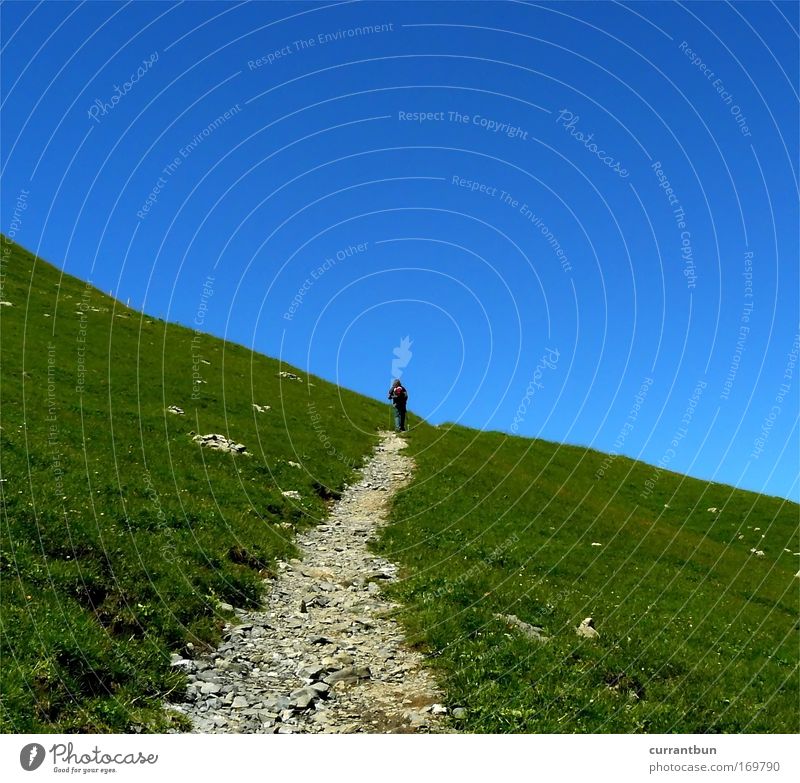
left=20, top=743, right=45, bottom=771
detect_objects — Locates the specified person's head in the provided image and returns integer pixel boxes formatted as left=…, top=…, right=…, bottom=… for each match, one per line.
left=392, top=379, right=401, bottom=387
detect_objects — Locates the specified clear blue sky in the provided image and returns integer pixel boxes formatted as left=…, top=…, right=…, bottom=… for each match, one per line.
left=2, top=1, right=798, bottom=500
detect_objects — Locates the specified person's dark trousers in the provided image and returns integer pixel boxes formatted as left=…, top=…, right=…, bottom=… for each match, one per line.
left=394, top=404, right=407, bottom=431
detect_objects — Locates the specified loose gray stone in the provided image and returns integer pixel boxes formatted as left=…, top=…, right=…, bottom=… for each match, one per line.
left=170, top=658, right=196, bottom=672
left=324, top=666, right=370, bottom=685
left=263, top=696, right=292, bottom=712
left=298, top=664, right=325, bottom=681
left=192, top=433, right=250, bottom=456
left=576, top=617, right=600, bottom=639
left=289, top=686, right=319, bottom=709
left=309, top=636, right=332, bottom=646
left=497, top=613, right=549, bottom=642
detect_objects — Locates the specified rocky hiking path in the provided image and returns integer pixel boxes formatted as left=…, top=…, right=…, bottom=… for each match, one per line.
left=170, top=431, right=447, bottom=734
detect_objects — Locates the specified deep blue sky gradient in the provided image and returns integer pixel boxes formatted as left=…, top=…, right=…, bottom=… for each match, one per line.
left=2, top=1, right=798, bottom=500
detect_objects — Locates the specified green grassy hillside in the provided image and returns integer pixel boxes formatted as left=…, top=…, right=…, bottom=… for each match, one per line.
left=0, top=237, right=388, bottom=731
left=376, top=425, right=799, bottom=732
left=2, top=238, right=797, bottom=734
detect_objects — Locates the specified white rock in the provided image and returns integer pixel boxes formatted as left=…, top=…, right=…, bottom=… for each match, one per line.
left=192, top=433, right=249, bottom=455
left=497, top=613, right=549, bottom=642
left=576, top=617, right=600, bottom=639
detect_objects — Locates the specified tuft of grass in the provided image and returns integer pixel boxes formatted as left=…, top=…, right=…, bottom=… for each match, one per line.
left=0, top=237, right=388, bottom=732
left=375, top=423, right=799, bottom=733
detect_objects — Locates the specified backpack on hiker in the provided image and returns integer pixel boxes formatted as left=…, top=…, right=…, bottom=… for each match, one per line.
left=389, top=384, right=407, bottom=405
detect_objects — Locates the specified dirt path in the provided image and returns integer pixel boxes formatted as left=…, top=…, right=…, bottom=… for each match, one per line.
left=170, top=431, right=446, bottom=733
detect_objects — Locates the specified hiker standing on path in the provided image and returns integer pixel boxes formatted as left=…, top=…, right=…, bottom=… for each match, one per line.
left=388, top=379, right=408, bottom=432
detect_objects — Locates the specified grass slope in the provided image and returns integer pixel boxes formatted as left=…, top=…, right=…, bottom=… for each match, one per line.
left=0, top=237, right=388, bottom=732
left=2, top=238, right=796, bottom=735
left=376, top=424, right=799, bottom=733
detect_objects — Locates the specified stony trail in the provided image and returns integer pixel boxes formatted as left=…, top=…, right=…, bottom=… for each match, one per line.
left=170, top=431, right=446, bottom=734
